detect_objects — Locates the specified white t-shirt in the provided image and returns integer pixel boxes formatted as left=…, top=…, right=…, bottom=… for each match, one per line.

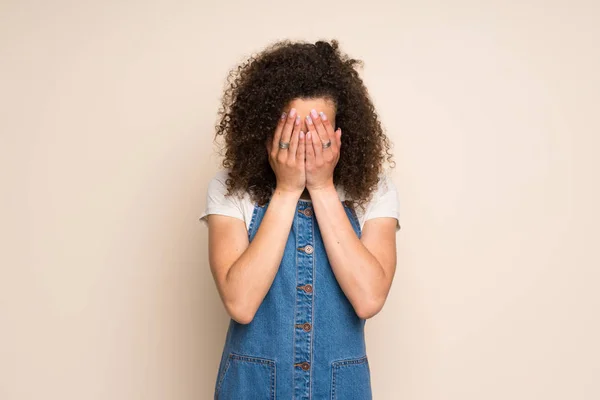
left=199, top=169, right=401, bottom=232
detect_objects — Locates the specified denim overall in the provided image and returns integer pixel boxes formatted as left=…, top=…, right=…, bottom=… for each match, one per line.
left=213, top=199, right=373, bottom=400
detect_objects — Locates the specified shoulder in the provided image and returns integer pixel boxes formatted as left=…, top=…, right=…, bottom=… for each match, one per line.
left=200, top=169, right=254, bottom=227
left=206, top=170, right=251, bottom=202
left=207, top=169, right=232, bottom=191
left=372, top=170, right=396, bottom=195
left=354, top=171, right=401, bottom=231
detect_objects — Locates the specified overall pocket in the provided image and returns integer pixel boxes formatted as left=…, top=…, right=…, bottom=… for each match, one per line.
left=331, top=355, right=372, bottom=400
left=216, top=352, right=276, bottom=400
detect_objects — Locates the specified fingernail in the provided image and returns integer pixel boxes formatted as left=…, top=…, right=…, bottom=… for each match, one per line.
left=295, top=116, right=301, bottom=125
left=299, top=131, right=305, bottom=139
left=306, top=115, right=313, bottom=125
left=289, top=108, right=297, bottom=117
left=307, top=131, right=312, bottom=140
left=281, top=112, right=287, bottom=120
left=319, top=111, right=327, bottom=121
left=310, top=109, right=318, bottom=119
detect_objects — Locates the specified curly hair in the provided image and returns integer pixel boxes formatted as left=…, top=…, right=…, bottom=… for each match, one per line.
left=214, top=39, right=394, bottom=209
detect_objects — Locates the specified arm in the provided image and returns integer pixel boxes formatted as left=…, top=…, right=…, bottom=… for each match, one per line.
left=208, top=189, right=300, bottom=324
left=309, top=186, right=397, bottom=319
left=304, top=109, right=397, bottom=319
left=207, top=108, right=305, bottom=324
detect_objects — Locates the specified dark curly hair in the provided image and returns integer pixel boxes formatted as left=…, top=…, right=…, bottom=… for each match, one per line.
left=214, top=39, right=394, bottom=208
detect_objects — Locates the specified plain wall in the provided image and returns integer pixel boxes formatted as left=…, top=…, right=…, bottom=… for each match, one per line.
left=1, top=0, right=599, bottom=399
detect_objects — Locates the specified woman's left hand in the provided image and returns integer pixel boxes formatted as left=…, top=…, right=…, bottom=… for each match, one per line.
left=304, top=109, right=342, bottom=192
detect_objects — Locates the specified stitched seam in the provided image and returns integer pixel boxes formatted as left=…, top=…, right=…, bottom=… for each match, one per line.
left=247, top=203, right=260, bottom=241
left=292, top=207, right=298, bottom=398
left=215, top=355, right=232, bottom=397
left=331, top=363, right=336, bottom=400
left=218, top=353, right=277, bottom=399
left=272, top=362, right=276, bottom=400
left=331, top=356, right=368, bottom=400
left=309, top=213, right=315, bottom=399
left=331, top=355, right=368, bottom=367
left=229, top=353, right=276, bottom=364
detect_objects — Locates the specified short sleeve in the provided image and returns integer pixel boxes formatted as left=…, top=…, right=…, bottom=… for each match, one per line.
left=199, top=170, right=245, bottom=226
left=363, top=173, right=401, bottom=231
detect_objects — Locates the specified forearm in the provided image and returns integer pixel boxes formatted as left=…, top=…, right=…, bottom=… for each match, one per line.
left=223, top=188, right=300, bottom=322
left=309, top=185, right=387, bottom=318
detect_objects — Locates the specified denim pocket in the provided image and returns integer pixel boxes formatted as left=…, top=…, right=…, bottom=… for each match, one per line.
left=216, top=352, right=276, bottom=400
left=331, top=355, right=372, bottom=400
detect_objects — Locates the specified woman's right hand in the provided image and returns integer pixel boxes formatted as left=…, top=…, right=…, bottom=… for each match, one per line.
left=266, top=108, right=306, bottom=195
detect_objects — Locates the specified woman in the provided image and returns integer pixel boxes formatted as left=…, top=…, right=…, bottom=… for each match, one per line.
left=200, top=39, right=401, bottom=400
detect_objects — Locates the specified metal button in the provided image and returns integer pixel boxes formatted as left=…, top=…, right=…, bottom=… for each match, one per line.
left=303, top=208, right=313, bottom=217
left=303, top=284, right=313, bottom=293
left=304, top=245, right=314, bottom=254
left=295, top=322, right=312, bottom=332
left=299, top=362, right=310, bottom=371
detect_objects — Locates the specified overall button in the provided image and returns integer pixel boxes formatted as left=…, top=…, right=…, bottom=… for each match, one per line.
left=304, top=245, right=314, bottom=254
left=297, top=284, right=313, bottom=293
left=303, top=208, right=313, bottom=217
left=295, top=362, right=310, bottom=371
left=295, top=322, right=312, bottom=332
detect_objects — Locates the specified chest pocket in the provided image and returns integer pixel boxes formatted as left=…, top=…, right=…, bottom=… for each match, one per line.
left=215, top=352, right=276, bottom=400
left=331, top=355, right=372, bottom=400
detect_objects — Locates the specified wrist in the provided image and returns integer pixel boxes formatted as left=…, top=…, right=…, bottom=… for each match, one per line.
left=274, top=185, right=303, bottom=200
left=307, top=181, right=336, bottom=196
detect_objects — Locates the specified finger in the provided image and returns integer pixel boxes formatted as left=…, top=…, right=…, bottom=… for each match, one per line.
left=288, top=116, right=302, bottom=159
left=310, top=109, right=331, bottom=150
left=305, top=130, right=315, bottom=167
left=271, top=111, right=287, bottom=154
left=296, top=130, right=305, bottom=165
left=335, top=128, right=342, bottom=148
left=318, top=111, right=338, bottom=152
left=306, top=114, right=323, bottom=163
left=279, top=108, right=297, bottom=153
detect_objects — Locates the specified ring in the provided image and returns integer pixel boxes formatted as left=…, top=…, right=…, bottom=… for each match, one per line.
left=279, top=141, right=290, bottom=149
left=322, top=140, right=332, bottom=149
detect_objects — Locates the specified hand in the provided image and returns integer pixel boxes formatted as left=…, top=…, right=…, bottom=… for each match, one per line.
left=304, top=109, right=342, bottom=192
left=266, top=108, right=306, bottom=195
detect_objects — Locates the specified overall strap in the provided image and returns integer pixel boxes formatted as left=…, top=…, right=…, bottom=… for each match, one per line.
left=247, top=201, right=269, bottom=241
left=247, top=199, right=361, bottom=240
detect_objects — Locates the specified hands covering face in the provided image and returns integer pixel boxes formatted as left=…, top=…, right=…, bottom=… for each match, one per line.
left=267, top=108, right=342, bottom=194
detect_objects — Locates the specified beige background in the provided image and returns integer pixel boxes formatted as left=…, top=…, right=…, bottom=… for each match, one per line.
left=1, top=0, right=599, bottom=399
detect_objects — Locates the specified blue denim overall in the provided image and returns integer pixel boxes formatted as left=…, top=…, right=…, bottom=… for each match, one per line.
left=213, top=199, right=372, bottom=399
